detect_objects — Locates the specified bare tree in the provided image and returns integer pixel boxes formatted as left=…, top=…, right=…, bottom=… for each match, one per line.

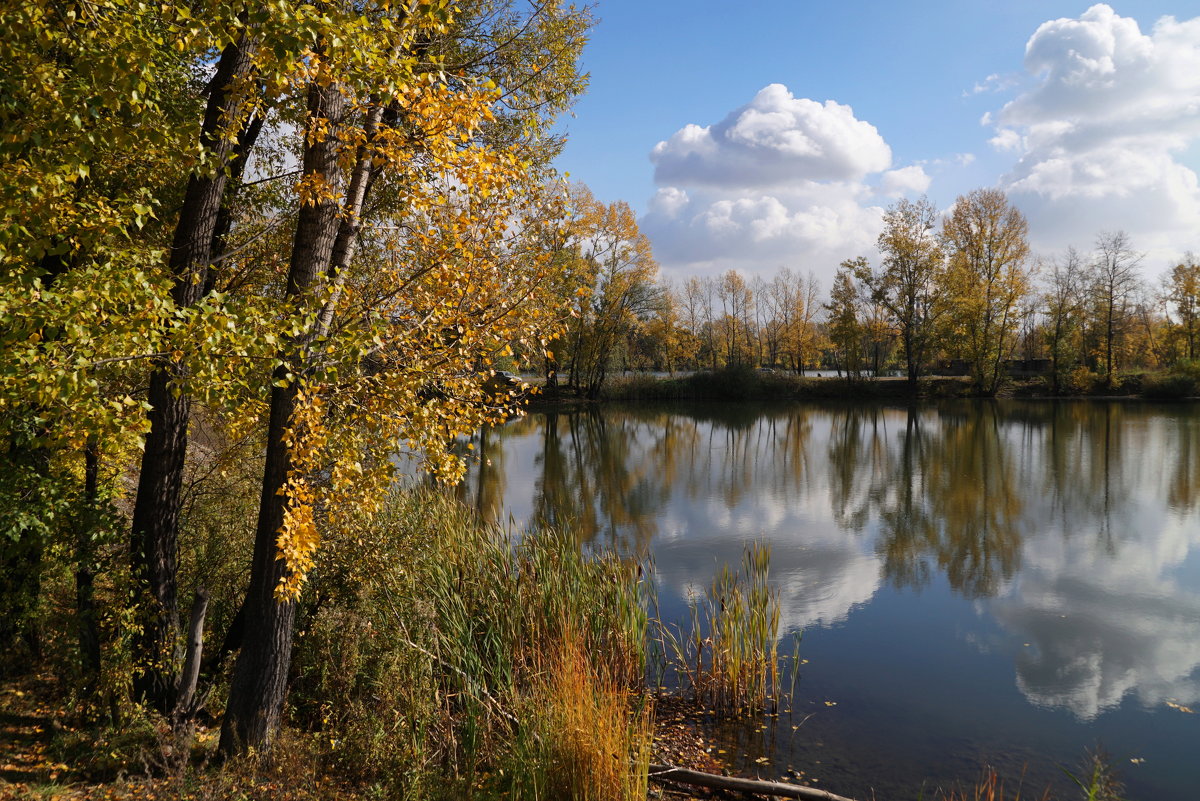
left=1090, top=231, right=1142, bottom=385
left=1044, top=247, right=1086, bottom=394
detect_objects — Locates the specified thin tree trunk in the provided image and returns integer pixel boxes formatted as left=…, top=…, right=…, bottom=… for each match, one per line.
left=75, top=439, right=102, bottom=709
left=172, top=589, right=209, bottom=726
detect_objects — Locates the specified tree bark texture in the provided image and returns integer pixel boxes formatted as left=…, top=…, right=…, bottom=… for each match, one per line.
left=128, top=35, right=257, bottom=713
left=219, top=77, right=347, bottom=757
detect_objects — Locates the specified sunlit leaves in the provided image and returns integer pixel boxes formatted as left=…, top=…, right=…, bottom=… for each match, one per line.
left=244, top=4, right=588, bottom=596
left=2, top=0, right=591, bottom=603
left=940, top=188, right=1032, bottom=394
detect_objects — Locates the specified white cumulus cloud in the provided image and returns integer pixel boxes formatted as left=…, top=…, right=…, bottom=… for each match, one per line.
left=987, top=4, right=1200, bottom=260
left=643, top=84, right=934, bottom=283
left=651, top=83, right=892, bottom=188
left=880, top=165, right=932, bottom=197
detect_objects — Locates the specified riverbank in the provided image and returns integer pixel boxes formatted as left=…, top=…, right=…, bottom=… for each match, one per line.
left=526, top=366, right=1199, bottom=407
left=0, top=487, right=745, bottom=801
left=0, top=670, right=734, bottom=801
left=2, top=475, right=1148, bottom=801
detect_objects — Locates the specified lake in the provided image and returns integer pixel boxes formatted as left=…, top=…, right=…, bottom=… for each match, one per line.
left=451, top=400, right=1200, bottom=800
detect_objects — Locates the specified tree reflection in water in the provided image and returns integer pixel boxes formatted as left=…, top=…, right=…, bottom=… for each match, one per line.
left=457, top=401, right=1200, bottom=723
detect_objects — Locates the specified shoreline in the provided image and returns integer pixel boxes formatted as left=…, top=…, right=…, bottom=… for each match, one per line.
left=523, top=370, right=1197, bottom=410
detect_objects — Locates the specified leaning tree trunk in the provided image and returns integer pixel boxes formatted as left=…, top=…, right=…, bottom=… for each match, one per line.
left=128, top=36, right=258, bottom=713
left=219, top=78, right=347, bottom=757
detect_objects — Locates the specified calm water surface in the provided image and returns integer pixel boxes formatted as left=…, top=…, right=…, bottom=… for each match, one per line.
left=454, top=400, right=1200, bottom=800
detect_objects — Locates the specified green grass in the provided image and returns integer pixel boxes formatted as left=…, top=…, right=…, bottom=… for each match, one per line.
left=1141, top=371, right=1199, bottom=399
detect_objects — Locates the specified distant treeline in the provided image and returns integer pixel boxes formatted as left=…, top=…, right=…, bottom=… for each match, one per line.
left=549, top=189, right=1199, bottom=398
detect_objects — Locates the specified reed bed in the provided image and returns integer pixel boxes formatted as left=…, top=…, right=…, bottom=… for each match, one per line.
left=513, top=626, right=652, bottom=801
left=654, top=542, right=797, bottom=716
left=292, top=486, right=652, bottom=801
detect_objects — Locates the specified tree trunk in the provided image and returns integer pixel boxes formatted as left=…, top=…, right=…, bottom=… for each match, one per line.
left=220, top=77, right=347, bottom=757
left=129, top=35, right=258, bottom=713
left=172, top=589, right=209, bottom=726
left=75, top=439, right=103, bottom=710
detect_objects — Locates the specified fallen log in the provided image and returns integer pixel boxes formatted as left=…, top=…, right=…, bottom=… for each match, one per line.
left=648, top=763, right=858, bottom=801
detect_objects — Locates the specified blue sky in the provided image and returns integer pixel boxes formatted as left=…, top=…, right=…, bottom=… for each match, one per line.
left=555, top=1, right=1200, bottom=286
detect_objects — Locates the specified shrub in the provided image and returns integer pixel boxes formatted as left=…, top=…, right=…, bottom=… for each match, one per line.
left=1141, top=372, right=1198, bottom=399
left=1065, top=366, right=1103, bottom=395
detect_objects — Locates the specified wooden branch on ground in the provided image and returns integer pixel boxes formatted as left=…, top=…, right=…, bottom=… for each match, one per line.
left=648, top=763, right=858, bottom=801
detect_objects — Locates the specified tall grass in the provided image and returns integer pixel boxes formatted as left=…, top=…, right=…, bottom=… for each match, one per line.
left=291, top=486, right=651, bottom=801
left=1061, top=750, right=1125, bottom=801
left=931, top=751, right=1126, bottom=801
left=655, top=542, right=794, bottom=716
left=931, top=767, right=1049, bottom=801
left=511, top=626, right=652, bottom=801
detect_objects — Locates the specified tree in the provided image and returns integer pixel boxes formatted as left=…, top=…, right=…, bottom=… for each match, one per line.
left=1043, top=248, right=1086, bottom=394
left=641, top=286, right=694, bottom=373
left=715, top=270, right=754, bottom=367
left=564, top=186, right=660, bottom=398
left=754, top=275, right=776, bottom=367
left=1165, top=255, right=1200, bottom=363
left=215, top=1, right=592, bottom=754
left=772, top=268, right=821, bottom=374
left=672, top=278, right=707, bottom=370
left=1090, top=231, right=1142, bottom=385
left=827, top=259, right=866, bottom=379
left=2, top=0, right=592, bottom=751
left=863, top=197, right=945, bottom=388
left=941, top=189, right=1032, bottom=394
left=689, top=276, right=720, bottom=369
left=128, top=22, right=265, bottom=714
left=0, top=0, right=199, bottom=685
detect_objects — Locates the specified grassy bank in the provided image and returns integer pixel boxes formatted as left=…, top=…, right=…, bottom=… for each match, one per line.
left=528, top=366, right=1200, bottom=405
left=4, top=488, right=654, bottom=801
left=291, top=488, right=653, bottom=801
left=3, top=487, right=1133, bottom=801
left=599, top=368, right=978, bottom=402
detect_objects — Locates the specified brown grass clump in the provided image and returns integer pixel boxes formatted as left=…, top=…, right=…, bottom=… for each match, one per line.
left=520, top=627, right=653, bottom=801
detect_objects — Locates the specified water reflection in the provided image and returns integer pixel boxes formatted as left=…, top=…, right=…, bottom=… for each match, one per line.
left=457, top=401, right=1200, bottom=761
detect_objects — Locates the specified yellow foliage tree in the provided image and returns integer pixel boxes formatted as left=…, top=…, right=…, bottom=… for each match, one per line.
left=863, top=197, right=945, bottom=387
left=564, top=185, right=660, bottom=398
left=941, top=189, right=1033, bottom=394
left=219, top=4, right=590, bottom=752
